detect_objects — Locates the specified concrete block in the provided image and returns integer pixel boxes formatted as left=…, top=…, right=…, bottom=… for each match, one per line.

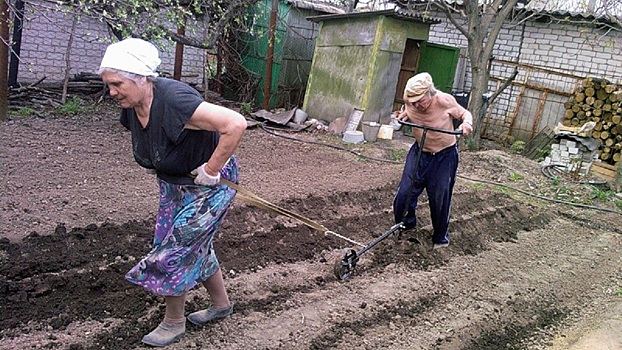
left=568, top=147, right=579, bottom=154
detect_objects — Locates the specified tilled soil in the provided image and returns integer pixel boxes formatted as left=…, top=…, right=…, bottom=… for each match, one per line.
left=0, top=103, right=621, bottom=350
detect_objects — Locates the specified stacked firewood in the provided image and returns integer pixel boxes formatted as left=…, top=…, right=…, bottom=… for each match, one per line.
left=9, top=73, right=106, bottom=110
left=563, top=77, right=622, bottom=165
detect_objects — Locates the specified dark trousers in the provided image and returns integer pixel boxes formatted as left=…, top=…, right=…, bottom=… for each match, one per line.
left=393, top=143, right=459, bottom=245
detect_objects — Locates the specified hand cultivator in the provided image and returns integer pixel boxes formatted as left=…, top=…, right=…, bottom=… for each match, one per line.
left=220, top=120, right=462, bottom=281
left=332, top=121, right=463, bottom=280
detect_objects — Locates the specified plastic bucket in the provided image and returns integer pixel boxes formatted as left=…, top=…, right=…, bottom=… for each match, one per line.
left=293, top=108, right=308, bottom=123
left=362, top=121, right=381, bottom=142
left=342, top=130, right=364, bottom=143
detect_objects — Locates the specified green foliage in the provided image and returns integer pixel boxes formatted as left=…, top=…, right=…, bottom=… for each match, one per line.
left=56, top=97, right=88, bottom=116
left=61, top=0, right=188, bottom=41
left=10, top=107, right=36, bottom=117
left=389, top=149, right=406, bottom=162
left=535, top=146, right=551, bottom=162
left=509, top=140, right=526, bottom=154
left=497, top=186, right=510, bottom=194
left=617, top=288, right=622, bottom=297
left=239, top=102, right=252, bottom=116
left=591, top=187, right=612, bottom=202
left=615, top=199, right=622, bottom=209
left=508, top=171, right=523, bottom=181
left=550, top=176, right=560, bottom=186
left=56, top=0, right=253, bottom=51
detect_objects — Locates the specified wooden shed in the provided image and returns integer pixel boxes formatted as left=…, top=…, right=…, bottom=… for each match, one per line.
left=303, top=9, right=455, bottom=125
left=241, top=0, right=344, bottom=109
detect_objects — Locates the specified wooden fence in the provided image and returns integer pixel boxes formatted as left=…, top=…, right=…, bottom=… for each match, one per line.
left=482, top=59, right=585, bottom=144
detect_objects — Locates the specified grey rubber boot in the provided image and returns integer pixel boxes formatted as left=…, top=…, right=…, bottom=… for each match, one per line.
left=187, top=304, right=234, bottom=326
left=141, top=321, right=186, bottom=347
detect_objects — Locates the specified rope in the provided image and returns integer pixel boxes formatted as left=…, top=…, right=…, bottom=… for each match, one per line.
left=259, top=122, right=402, bottom=164
left=221, top=179, right=366, bottom=247
left=456, top=174, right=622, bottom=216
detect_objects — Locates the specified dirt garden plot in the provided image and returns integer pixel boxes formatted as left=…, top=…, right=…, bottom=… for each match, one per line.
left=0, top=103, right=621, bottom=350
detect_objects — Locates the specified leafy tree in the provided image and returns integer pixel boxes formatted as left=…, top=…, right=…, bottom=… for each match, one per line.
left=57, top=0, right=255, bottom=50
left=1, top=0, right=8, bottom=121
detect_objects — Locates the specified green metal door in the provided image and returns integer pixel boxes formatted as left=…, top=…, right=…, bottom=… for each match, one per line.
left=417, top=42, right=460, bottom=93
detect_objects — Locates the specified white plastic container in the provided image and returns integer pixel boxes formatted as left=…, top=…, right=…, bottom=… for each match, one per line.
left=342, top=130, right=364, bottom=143
left=293, top=108, right=308, bottom=123
left=377, top=125, right=394, bottom=140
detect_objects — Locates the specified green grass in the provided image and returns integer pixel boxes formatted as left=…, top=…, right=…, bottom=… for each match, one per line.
left=508, top=171, right=523, bottom=181
left=509, top=140, right=526, bottom=154
left=470, top=183, right=484, bottom=190
left=9, top=107, right=36, bottom=118
left=550, top=177, right=560, bottom=186
left=388, top=149, right=407, bottom=162
left=591, top=187, right=612, bottom=202
left=55, top=96, right=88, bottom=116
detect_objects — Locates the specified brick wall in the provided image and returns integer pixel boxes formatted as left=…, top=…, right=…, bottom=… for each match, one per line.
left=14, top=0, right=206, bottom=87
left=428, top=11, right=622, bottom=90
left=425, top=10, right=622, bottom=141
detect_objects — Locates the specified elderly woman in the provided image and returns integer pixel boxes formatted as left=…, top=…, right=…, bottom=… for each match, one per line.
left=98, top=38, right=247, bottom=347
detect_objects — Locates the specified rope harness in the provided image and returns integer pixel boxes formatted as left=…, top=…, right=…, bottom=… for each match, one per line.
left=220, top=179, right=366, bottom=248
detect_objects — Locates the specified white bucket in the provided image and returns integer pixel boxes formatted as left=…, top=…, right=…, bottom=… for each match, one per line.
left=377, top=125, right=394, bottom=140
left=293, top=108, right=308, bottom=123
left=342, top=130, right=364, bottom=143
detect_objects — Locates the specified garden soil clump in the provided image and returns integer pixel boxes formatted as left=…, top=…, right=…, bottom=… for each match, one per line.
left=1, top=102, right=621, bottom=350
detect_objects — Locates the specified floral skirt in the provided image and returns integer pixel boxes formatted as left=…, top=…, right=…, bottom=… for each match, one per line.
left=126, top=157, right=239, bottom=296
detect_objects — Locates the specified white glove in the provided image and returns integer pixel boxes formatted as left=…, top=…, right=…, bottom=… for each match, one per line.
left=191, top=163, right=220, bottom=186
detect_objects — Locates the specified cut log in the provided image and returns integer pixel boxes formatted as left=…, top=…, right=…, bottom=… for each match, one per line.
left=596, top=88, right=608, bottom=100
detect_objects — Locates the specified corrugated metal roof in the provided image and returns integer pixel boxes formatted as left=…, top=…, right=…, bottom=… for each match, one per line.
left=285, top=0, right=345, bottom=14
left=306, top=8, right=442, bottom=24
left=523, top=8, right=621, bottom=25
left=398, top=1, right=620, bottom=26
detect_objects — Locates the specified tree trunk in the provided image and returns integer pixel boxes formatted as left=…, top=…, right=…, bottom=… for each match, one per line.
left=430, top=0, right=521, bottom=150
left=464, top=48, right=490, bottom=150
left=61, top=15, right=78, bottom=104
left=0, top=0, right=9, bottom=121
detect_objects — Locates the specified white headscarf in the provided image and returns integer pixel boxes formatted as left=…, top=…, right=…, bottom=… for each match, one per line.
left=99, top=38, right=161, bottom=77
